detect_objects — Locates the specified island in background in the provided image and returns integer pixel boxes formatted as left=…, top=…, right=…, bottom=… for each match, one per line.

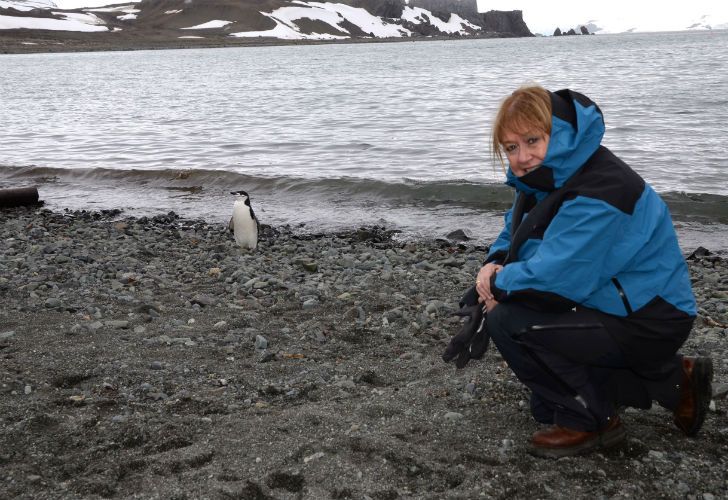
left=0, top=0, right=533, bottom=54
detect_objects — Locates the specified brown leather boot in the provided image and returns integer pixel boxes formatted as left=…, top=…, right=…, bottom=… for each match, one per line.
left=530, top=416, right=625, bottom=458
left=674, top=356, right=713, bottom=436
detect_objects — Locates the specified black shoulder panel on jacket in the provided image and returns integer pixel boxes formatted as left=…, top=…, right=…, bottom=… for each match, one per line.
left=550, top=90, right=577, bottom=128
left=564, top=147, right=645, bottom=215
left=551, top=89, right=604, bottom=129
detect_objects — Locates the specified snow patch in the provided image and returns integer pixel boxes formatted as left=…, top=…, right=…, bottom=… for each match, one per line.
left=85, top=4, right=137, bottom=13
left=230, top=11, right=347, bottom=40
left=300, top=1, right=411, bottom=37
left=54, top=0, right=139, bottom=8
left=231, top=1, right=411, bottom=39
left=401, top=6, right=479, bottom=34
left=0, top=11, right=108, bottom=30
left=0, top=0, right=55, bottom=10
left=181, top=19, right=232, bottom=30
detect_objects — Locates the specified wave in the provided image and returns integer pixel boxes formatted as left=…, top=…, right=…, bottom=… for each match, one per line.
left=0, top=164, right=515, bottom=209
left=1, top=165, right=727, bottom=223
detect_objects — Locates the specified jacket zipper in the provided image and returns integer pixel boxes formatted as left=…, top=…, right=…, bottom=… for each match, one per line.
left=611, top=278, right=633, bottom=315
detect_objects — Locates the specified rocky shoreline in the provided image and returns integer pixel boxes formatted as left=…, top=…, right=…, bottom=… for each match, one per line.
left=1, top=206, right=726, bottom=499
left=0, top=29, right=517, bottom=55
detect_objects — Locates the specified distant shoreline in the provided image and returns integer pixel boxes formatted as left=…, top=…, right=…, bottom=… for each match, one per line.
left=0, top=30, right=522, bottom=55
left=3, top=28, right=724, bottom=55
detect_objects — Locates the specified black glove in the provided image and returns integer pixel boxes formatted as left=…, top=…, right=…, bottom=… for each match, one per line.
left=442, top=303, right=490, bottom=369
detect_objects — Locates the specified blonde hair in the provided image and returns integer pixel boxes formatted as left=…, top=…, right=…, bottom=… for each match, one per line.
left=491, top=85, right=552, bottom=170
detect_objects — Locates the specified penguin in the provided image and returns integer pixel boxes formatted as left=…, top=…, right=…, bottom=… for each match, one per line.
left=229, top=190, right=260, bottom=249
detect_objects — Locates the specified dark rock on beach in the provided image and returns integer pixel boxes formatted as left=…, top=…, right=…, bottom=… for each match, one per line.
left=0, top=206, right=726, bottom=498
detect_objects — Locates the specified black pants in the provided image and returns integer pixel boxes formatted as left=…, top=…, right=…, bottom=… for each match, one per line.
left=487, top=302, right=685, bottom=432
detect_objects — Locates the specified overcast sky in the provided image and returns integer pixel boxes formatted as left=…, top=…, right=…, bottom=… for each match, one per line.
left=477, top=0, right=728, bottom=35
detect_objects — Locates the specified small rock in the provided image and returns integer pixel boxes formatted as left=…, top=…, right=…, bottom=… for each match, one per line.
left=191, top=294, right=216, bottom=307
left=299, top=259, right=318, bottom=273
left=713, top=383, right=728, bottom=399
left=0, top=331, right=15, bottom=340
left=150, top=361, right=163, bottom=370
left=304, top=451, right=325, bottom=463
left=335, top=379, right=356, bottom=390
left=105, top=320, right=129, bottom=329
left=302, top=298, right=319, bottom=309
left=443, top=411, right=464, bottom=421
left=87, top=321, right=104, bottom=332
left=446, top=229, right=471, bottom=242
left=255, top=335, right=268, bottom=350
left=44, top=297, right=62, bottom=308
left=499, top=439, right=514, bottom=453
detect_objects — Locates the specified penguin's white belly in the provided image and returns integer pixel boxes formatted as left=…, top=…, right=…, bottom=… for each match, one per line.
left=232, top=203, right=258, bottom=249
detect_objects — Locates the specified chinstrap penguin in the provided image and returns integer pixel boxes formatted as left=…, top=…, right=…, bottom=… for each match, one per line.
left=229, top=190, right=259, bottom=249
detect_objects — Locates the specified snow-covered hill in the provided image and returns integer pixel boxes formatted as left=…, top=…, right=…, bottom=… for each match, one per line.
left=0, top=0, right=527, bottom=39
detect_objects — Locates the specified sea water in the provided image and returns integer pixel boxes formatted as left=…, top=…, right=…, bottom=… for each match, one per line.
left=1, top=30, right=727, bottom=250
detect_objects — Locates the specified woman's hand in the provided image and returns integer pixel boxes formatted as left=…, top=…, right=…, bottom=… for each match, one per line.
left=475, top=263, right=503, bottom=302
left=484, top=297, right=499, bottom=313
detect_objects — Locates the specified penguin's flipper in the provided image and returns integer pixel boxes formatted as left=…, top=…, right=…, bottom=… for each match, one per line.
left=250, top=207, right=261, bottom=234
left=228, top=217, right=234, bottom=233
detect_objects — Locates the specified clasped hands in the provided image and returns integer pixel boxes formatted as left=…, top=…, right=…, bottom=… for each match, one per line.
left=476, top=262, right=503, bottom=312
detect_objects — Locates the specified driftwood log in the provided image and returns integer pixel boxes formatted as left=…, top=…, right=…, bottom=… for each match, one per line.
left=0, top=186, right=42, bottom=208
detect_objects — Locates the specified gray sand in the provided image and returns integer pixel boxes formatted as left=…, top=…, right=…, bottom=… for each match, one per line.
left=1, top=206, right=726, bottom=498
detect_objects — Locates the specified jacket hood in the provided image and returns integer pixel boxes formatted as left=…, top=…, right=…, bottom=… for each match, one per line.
left=506, top=89, right=605, bottom=192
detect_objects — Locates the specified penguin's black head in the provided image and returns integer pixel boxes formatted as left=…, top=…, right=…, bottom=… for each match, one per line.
left=231, top=190, right=249, bottom=197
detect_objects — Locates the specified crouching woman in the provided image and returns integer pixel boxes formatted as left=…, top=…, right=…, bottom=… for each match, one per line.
left=476, top=85, right=712, bottom=458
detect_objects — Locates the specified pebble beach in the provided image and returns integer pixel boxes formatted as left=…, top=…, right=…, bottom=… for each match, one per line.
left=1, top=206, right=727, bottom=499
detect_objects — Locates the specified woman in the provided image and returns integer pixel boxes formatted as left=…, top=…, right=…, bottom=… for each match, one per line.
left=475, top=85, right=712, bottom=458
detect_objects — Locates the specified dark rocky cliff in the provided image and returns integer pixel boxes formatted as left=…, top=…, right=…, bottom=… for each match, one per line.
left=479, top=10, right=533, bottom=37
left=406, top=0, right=532, bottom=36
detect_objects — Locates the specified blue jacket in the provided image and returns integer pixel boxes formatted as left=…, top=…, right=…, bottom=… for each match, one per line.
left=487, top=90, right=696, bottom=323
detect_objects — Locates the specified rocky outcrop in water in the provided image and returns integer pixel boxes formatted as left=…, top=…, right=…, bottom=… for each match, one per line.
left=553, top=24, right=592, bottom=36
left=479, top=9, right=533, bottom=37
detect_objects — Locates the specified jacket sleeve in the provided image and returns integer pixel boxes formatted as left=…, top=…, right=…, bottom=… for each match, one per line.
left=491, top=196, right=629, bottom=310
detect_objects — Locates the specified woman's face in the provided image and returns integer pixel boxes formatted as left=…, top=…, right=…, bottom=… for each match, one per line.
left=501, top=129, right=549, bottom=177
